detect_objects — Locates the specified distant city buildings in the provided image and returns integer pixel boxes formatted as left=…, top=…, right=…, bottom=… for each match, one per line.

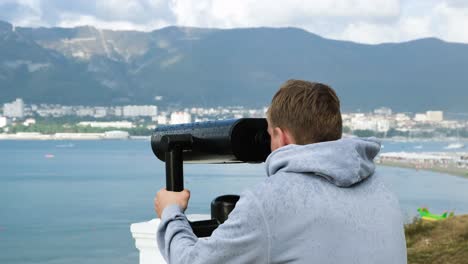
left=3, top=98, right=24, bottom=118
left=170, top=111, right=192, bottom=125
left=342, top=108, right=459, bottom=135
left=35, top=105, right=74, bottom=117
left=344, top=113, right=393, bottom=132
left=0, top=99, right=466, bottom=137
left=374, top=107, right=392, bottom=116
left=414, top=113, right=427, bottom=122
left=76, top=107, right=95, bottom=117
left=414, top=111, right=444, bottom=122
left=154, top=114, right=168, bottom=125
left=0, top=99, right=267, bottom=125
left=426, top=111, right=444, bottom=122
left=123, top=105, right=157, bottom=117
left=23, top=118, right=36, bottom=126
left=94, top=107, right=108, bottom=118
left=23, top=103, right=158, bottom=119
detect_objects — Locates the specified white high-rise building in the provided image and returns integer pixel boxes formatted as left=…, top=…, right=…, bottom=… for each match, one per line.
left=375, top=119, right=391, bottom=132
left=113, top=107, right=123, bottom=117
left=3, top=98, right=24, bottom=118
left=94, top=107, right=108, bottom=118
left=170, top=112, right=191, bottom=125
left=426, top=111, right=443, bottom=122
left=374, top=107, right=392, bottom=116
left=395, top=113, right=410, bottom=122
left=155, top=115, right=168, bottom=125
left=350, top=116, right=393, bottom=132
left=123, top=105, right=157, bottom=117
left=414, top=113, right=427, bottom=122
left=76, top=108, right=94, bottom=117
left=0, top=116, right=8, bottom=128
left=23, top=118, right=36, bottom=126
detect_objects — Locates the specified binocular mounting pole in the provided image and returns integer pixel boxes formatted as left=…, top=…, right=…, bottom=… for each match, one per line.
left=165, top=146, right=184, bottom=192
left=161, top=134, right=192, bottom=192
left=160, top=134, right=220, bottom=237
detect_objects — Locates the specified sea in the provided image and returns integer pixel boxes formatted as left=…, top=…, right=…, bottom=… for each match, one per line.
left=1, top=139, right=467, bottom=264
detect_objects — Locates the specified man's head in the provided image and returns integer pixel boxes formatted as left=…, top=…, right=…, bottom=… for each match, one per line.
left=267, top=79, right=342, bottom=151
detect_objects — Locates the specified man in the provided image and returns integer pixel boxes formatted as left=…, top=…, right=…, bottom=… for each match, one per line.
left=154, top=80, right=407, bottom=263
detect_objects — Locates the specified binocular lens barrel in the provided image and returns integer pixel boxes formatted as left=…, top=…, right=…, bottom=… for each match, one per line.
left=151, top=118, right=271, bottom=163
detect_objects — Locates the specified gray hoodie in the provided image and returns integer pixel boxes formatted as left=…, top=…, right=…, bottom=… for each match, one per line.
left=157, top=137, right=407, bottom=264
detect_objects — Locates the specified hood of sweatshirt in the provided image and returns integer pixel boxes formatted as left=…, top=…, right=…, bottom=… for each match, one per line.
left=265, top=137, right=381, bottom=187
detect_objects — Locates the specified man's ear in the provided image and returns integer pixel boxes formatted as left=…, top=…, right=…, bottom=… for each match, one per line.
left=274, top=127, right=295, bottom=147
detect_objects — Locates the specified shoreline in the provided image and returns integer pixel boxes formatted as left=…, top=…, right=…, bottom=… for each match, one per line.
left=0, top=133, right=150, bottom=141
left=378, top=160, right=468, bottom=178
left=1, top=133, right=466, bottom=142
left=343, top=134, right=468, bottom=143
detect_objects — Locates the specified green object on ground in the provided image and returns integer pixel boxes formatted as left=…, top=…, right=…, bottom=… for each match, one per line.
left=417, top=207, right=454, bottom=221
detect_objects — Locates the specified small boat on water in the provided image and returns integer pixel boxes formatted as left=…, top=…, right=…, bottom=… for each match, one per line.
left=444, top=143, right=465, bottom=150
left=414, top=145, right=423, bottom=149
left=44, top=154, right=55, bottom=159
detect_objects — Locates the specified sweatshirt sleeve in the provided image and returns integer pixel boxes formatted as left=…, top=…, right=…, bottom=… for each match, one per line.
left=157, top=190, right=270, bottom=264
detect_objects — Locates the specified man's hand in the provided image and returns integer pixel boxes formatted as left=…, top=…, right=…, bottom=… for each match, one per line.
left=154, top=188, right=191, bottom=218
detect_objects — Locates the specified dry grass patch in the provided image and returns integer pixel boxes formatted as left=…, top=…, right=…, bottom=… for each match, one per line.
left=405, top=215, right=468, bottom=264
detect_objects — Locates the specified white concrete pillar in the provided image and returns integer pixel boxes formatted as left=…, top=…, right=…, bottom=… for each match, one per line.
left=130, top=214, right=210, bottom=264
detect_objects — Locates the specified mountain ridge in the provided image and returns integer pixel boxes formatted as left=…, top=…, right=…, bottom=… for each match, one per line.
left=1, top=20, right=467, bottom=112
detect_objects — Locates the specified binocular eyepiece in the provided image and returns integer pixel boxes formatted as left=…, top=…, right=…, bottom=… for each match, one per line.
left=151, top=118, right=271, bottom=237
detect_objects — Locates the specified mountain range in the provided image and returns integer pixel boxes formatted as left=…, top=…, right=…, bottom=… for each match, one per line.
left=1, top=20, right=467, bottom=112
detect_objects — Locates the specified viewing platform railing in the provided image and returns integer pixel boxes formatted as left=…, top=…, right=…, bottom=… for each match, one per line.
left=130, top=214, right=211, bottom=264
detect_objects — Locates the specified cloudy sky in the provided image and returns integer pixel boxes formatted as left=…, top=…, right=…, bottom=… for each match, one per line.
left=0, top=0, right=467, bottom=44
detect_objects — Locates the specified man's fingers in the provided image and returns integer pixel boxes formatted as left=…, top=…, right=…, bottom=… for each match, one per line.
left=154, top=188, right=191, bottom=216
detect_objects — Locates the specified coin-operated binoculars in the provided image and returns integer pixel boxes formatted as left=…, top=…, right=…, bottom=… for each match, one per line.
left=151, top=118, right=271, bottom=237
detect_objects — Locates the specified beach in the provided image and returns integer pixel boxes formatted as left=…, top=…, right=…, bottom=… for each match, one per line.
left=0, top=132, right=148, bottom=140
left=377, top=152, right=468, bottom=178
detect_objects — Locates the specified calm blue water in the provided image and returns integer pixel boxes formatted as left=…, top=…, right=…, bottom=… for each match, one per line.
left=0, top=139, right=467, bottom=264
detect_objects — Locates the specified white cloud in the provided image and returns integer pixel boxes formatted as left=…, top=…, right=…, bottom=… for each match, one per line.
left=0, top=0, right=467, bottom=44
left=94, top=0, right=166, bottom=22
left=56, top=14, right=168, bottom=32
left=169, top=0, right=401, bottom=28
left=0, top=0, right=173, bottom=31
left=434, top=2, right=468, bottom=43
left=334, top=1, right=468, bottom=44
left=0, top=0, right=45, bottom=27
left=336, top=16, right=432, bottom=44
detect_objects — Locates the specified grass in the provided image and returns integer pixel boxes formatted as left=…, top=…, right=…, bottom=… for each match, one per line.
left=405, top=215, right=468, bottom=264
